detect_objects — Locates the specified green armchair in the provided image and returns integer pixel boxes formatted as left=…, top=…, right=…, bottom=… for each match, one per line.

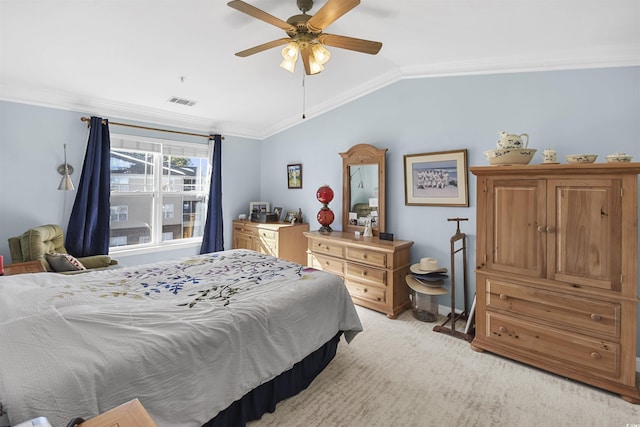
left=8, top=224, right=117, bottom=272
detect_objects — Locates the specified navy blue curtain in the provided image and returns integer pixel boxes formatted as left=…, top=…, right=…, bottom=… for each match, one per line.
left=66, top=116, right=111, bottom=257
left=200, top=134, right=224, bottom=254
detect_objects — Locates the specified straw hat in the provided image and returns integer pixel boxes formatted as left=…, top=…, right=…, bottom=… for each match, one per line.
left=406, top=275, right=448, bottom=295
left=409, top=257, right=448, bottom=275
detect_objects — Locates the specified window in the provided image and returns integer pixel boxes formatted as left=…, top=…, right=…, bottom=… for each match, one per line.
left=110, top=205, right=129, bottom=222
left=109, top=134, right=211, bottom=250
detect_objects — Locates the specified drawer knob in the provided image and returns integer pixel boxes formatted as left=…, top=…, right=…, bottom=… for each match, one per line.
left=499, top=294, right=508, bottom=301
left=361, top=271, right=367, bottom=276
left=498, top=326, right=508, bottom=333
left=590, top=314, right=602, bottom=321
left=590, top=352, right=601, bottom=360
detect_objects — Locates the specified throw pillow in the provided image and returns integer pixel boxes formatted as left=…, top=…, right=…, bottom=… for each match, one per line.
left=45, top=253, right=87, bottom=272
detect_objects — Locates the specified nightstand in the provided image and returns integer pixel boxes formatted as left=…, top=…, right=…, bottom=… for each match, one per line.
left=3, top=260, right=47, bottom=276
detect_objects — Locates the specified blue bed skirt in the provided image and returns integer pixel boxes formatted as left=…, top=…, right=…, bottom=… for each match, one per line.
left=203, top=332, right=342, bottom=427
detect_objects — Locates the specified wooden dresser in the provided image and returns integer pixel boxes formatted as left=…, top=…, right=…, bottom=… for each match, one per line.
left=232, top=220, right=309, bottom=265
left=2, top=260, right=46, bottom=276
left=471, top=163, right=640, bottom=403
left=305, top=231, right=413, bottom=318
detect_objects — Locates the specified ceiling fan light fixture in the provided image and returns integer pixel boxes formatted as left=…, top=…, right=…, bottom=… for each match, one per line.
left=311, top=43, right=331, bottom=65
left=282, top=42, right=300, bottom=59
left=308, top=55, right=324, bottom=75
left=280, top=57, right=297, bottom=73
left=280, top=42, right=299, bottom=72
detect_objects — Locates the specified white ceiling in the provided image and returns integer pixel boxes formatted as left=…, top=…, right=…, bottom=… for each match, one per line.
left=2, top=0, right=639, bottom=140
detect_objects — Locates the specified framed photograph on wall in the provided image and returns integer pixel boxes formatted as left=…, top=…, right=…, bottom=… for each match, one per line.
left=404, top=149, right=468, bottom=207
left=287, top=163, right=302, bottom=189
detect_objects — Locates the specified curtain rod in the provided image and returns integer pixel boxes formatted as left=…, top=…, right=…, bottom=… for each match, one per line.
left=80, top=116, right=223, bottom=140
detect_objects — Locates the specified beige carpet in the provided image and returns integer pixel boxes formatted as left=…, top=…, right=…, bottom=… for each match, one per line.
left=249, top=305, right=640, bottom=427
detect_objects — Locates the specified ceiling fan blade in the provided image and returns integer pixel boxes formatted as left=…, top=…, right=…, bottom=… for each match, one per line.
left=306, top=0, right=360, bottom=32
left=318, top=33, right=382, bottom=55
left=301, top=46, right=312, bottom=75
left=235, top=38, right=291, bottom=57
left=227, top=0, right=296, bottom=32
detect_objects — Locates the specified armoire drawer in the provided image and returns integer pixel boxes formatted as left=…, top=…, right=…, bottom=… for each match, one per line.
left=485, top=312, right=620, bottom=377
left=486, top=278, right=620, bottom=337
left=308, top=239, right=345, bottom=258
left=345, top=263, right=386, bottom=286
left=345, top=278, right=386, bottom=304
left=345, top=247, right=387, bottom=268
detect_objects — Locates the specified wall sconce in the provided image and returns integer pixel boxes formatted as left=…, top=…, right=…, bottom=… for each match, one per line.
left=57, top=144, right=75, bottom=191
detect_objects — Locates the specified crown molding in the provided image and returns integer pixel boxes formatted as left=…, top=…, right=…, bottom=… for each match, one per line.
left=2, top=47, right=638, bottom=141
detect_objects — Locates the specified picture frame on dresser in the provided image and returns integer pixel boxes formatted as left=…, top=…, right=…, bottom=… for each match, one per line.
left=287, top=163, right=302, bottom=189
left=403, top=149, right=469, bottom=207
left=273, top=207, right=283, bottom=221
left=284, top=211, right=297, bottom=223
left=249, top=202, right=270, bottom=215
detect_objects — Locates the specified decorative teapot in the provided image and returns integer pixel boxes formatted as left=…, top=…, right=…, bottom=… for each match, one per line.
left=497, top=131, right=529, bottom=149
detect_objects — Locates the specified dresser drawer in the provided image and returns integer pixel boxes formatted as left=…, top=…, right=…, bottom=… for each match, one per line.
left=485, top=312, right=620, bottom=377
left=345, top=278, right=386, bottom=304
left=345, top=263, right=386, bottom=286
left=345, top=247, right=387, bottom=268
left=309, top=239, right=345, bottom=258
left=486, top=278, right=620, bottom=337
left=258, top=239, right=278, bottom=256
left=258, top=229, right=277, bottom=241
left=312, top=254, right=344, bottom=276
left=233, top=222, right=255, bottom=233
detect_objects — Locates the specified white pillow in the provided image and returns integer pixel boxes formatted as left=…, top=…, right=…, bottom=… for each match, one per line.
left=45, top=253, right=87, bottom=272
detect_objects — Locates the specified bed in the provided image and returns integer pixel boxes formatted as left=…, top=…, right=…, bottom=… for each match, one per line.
left=0, top=249, right=362, bottom=427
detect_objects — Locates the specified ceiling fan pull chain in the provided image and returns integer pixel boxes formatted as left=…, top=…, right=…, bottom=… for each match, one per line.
left=302, top=73, right=306, bottom=119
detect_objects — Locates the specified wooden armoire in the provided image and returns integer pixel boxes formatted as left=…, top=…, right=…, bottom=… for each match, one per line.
left=471, top=163, right=640, bottom=403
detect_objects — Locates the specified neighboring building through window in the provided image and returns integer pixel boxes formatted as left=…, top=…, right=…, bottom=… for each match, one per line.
left=110, top=205, right=129, bottom=222
left=109, top=134, right=211, bottom=250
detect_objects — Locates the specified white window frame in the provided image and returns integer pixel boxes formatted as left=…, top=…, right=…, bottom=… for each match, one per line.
left=109, top=133, right=212, bottom=255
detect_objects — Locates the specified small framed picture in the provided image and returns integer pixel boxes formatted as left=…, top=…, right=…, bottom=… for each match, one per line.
left=273, top=207, right=283, bottom=220
left=284, top=211, right=298, bottom=223
left=287, top=163, right=302, bottom=189
left=249, top=201, right=270, bottom=214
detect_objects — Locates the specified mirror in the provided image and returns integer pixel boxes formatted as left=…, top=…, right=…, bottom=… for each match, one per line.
left=340, top=144, right=387, bottom=235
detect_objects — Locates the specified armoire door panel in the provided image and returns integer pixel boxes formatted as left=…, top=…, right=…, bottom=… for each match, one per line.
left=486, top=179, right=546, bottom=277
left=548, top=179, right=622, bottom=291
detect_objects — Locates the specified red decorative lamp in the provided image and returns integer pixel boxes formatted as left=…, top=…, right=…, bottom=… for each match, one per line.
left=316, top=185, right=335, bottom=232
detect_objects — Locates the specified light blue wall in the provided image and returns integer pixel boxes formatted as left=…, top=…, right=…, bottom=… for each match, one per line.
left=0, top=101, right=261, bottom=265
left=1, top=67, right=640, bottom=350
left=259, top=66, right=640, bottom=347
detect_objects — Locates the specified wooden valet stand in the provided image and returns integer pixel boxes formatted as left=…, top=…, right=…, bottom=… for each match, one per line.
left=433, top=218, right=475, bottom=341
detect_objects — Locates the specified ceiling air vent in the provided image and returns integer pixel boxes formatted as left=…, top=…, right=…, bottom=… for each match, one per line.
left=168, top=96, right=197, bottom=107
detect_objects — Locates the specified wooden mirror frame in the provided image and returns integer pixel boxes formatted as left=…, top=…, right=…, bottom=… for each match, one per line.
left=340, top=144, right=387, bottom=235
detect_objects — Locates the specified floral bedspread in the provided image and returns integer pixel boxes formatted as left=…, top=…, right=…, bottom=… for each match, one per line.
left=0, top=249, right=362, bottom=427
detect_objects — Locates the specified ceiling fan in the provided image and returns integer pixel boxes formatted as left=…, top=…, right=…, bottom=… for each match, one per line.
left=227, top=0, right=383, bottom=75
